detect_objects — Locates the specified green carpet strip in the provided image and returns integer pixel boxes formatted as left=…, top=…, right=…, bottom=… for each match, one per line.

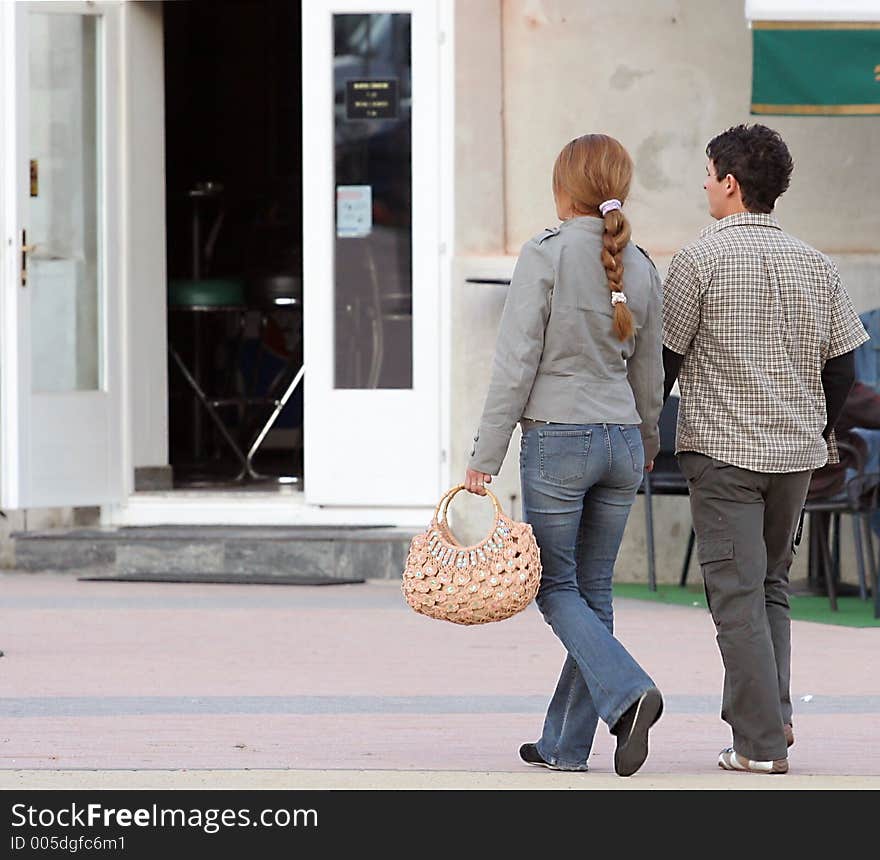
left=613, top=583, right=880, bottom=628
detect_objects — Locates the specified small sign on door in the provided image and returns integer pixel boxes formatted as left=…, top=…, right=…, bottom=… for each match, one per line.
left=345, top=79, right=399, bottom=120
left=336, top=185, right=372, bottom=238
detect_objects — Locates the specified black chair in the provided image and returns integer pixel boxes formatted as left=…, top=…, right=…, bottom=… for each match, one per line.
left=638, top=395, right=695, bottom=591
left=804, top=439, right=879, bottom=613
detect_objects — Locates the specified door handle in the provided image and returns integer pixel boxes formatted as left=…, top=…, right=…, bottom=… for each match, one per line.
left=21, top=229, right=36, bottom=287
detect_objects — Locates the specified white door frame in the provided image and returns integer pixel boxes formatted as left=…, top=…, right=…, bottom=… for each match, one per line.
left=302, top=0, right=451, bottom=508
left=105, top=0, right=454, bottom=527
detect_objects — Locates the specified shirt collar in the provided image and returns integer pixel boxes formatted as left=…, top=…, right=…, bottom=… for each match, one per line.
left=700, top=211, right=781, bottom=239
left=559, top=215, right=604, bottom=235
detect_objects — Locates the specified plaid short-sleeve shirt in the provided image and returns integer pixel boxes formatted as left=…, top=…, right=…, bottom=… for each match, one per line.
left=663, top=212, right=869, bottom=473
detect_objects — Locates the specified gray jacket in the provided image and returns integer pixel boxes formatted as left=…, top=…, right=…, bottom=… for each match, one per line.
left=469, top=216, right=664, bottom=474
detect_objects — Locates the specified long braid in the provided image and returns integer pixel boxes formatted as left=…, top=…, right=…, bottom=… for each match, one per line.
left=552, top=134, right=636, bottom=341
left=601, top=209, right=634, bottom=341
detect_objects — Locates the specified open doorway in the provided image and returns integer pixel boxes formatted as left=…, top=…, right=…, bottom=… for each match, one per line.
left=162, top=0, right=303, bottom=489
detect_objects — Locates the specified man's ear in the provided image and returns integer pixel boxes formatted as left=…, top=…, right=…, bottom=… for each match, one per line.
left=723, top=173, right=739, bottom=198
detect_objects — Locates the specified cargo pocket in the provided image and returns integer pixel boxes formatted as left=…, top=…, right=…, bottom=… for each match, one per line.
left=696, top=536, right=735, bottom=624
left=697, top=538, right=734, bottom=566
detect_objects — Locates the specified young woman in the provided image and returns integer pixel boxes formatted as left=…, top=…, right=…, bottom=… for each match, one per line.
left=465, top=134, right=664, bottom=776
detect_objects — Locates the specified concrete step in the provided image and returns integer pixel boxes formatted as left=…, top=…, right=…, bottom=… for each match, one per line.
left=10, top=525, right=418, bottom=582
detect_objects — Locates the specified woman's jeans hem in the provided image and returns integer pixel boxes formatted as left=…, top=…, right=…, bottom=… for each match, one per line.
left=533, top=743, right=591, bottom=772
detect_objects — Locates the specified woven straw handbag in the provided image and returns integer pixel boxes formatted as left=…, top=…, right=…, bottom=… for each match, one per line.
left=401, top=484, right=542, bottom=625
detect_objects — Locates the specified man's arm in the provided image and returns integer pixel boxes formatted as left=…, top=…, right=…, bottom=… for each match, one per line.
left=662, top=346, right=683, bottom=403
left=821, top=350, right=856, bottom=439
left=661, top=249, right=701, bottom=402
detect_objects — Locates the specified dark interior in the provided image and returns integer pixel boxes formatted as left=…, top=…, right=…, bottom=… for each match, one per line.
left=163, top=0, right=304, bottom=487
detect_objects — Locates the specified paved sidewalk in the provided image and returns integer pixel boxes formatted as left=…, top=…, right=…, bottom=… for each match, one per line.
left=1, top=572, right=878, bottom=790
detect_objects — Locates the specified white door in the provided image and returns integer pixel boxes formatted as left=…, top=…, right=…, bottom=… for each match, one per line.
left=302, top=1, right=446, bottom=507
left=0, top=1, right=122, bottom=509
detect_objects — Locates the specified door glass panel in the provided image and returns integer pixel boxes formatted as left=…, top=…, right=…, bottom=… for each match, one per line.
left=333, top=13, right=412, bottom=389
left=28, top=13, right=101, bottom=393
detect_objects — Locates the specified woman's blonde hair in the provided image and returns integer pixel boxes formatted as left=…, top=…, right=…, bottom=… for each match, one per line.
left=552, top=134, right=635, bottom=341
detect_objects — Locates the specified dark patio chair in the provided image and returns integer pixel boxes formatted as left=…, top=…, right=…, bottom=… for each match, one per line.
left=804, top=438, right=879, bottom=613
left=637, top=395, right=695, bottom=591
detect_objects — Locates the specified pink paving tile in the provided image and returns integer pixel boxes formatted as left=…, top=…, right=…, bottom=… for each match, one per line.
left=1, top=574, right=878, bottom=777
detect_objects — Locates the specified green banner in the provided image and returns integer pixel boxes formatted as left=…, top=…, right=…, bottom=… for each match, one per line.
left=751, top=23, right=880, bottom=115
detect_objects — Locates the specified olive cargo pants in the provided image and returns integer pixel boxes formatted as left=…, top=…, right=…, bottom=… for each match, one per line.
left=678, top=452, right=812, bottom=762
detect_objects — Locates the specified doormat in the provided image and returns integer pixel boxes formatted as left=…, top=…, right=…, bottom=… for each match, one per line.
left=78, top=572, right=366, bottom=586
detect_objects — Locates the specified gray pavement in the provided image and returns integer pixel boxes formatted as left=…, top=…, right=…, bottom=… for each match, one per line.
left=1, top=571, right=878, bottom=790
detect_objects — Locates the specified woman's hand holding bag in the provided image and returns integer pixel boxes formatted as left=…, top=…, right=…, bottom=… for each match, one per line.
left=401, top=484, right=542, bottom=625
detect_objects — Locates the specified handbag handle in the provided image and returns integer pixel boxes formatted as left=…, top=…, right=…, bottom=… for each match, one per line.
left=433, top=483, right=503, bottom=526
left=432, top=483, right=465, bottom=523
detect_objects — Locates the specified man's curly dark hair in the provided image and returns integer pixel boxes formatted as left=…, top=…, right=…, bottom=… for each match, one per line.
left=706, top=124, right=793, bottom=214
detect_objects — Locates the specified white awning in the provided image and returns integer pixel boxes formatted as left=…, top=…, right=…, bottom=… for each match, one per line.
left=746, top=1, right=880, bottom=23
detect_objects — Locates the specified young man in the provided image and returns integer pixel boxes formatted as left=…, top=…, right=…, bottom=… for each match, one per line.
left=662, top=124, right=868, bottom=774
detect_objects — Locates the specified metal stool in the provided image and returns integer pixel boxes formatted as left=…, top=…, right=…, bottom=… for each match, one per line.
left=237, top=273, right=304, bottom=484
left=167, top=277, right=253, bottom=483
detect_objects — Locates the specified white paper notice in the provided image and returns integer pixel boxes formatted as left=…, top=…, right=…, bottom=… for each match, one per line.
left=336, top=185, right=372, bottom=238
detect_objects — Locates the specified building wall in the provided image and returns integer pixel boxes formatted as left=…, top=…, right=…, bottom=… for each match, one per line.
left=452, top=0, right=879, bottom=583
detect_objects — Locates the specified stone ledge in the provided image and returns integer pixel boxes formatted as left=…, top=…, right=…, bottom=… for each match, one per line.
left=9, top=526, right=417, bottom=580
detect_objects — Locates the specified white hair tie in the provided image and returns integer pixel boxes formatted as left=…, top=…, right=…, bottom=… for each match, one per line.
left=611, top=291, right=627, bottom=306
left=599, top=198, right=622, bottom=216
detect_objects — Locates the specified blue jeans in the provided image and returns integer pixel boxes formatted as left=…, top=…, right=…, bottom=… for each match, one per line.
left=520, top=422, right=657, bottom=770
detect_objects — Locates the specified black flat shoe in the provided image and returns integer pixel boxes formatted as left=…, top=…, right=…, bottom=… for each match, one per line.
left=518, top=743, right=559, bottom=770
left=612, top=687, right=664, bottom=777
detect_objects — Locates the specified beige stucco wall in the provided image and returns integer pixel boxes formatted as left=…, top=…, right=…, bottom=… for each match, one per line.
left=500, top=0, right=880, bottom=256
left=452, top=0, right=879, bottom=585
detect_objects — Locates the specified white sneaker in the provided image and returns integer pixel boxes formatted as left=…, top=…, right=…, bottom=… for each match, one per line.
left=718, top=747, right=788, bottom=774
